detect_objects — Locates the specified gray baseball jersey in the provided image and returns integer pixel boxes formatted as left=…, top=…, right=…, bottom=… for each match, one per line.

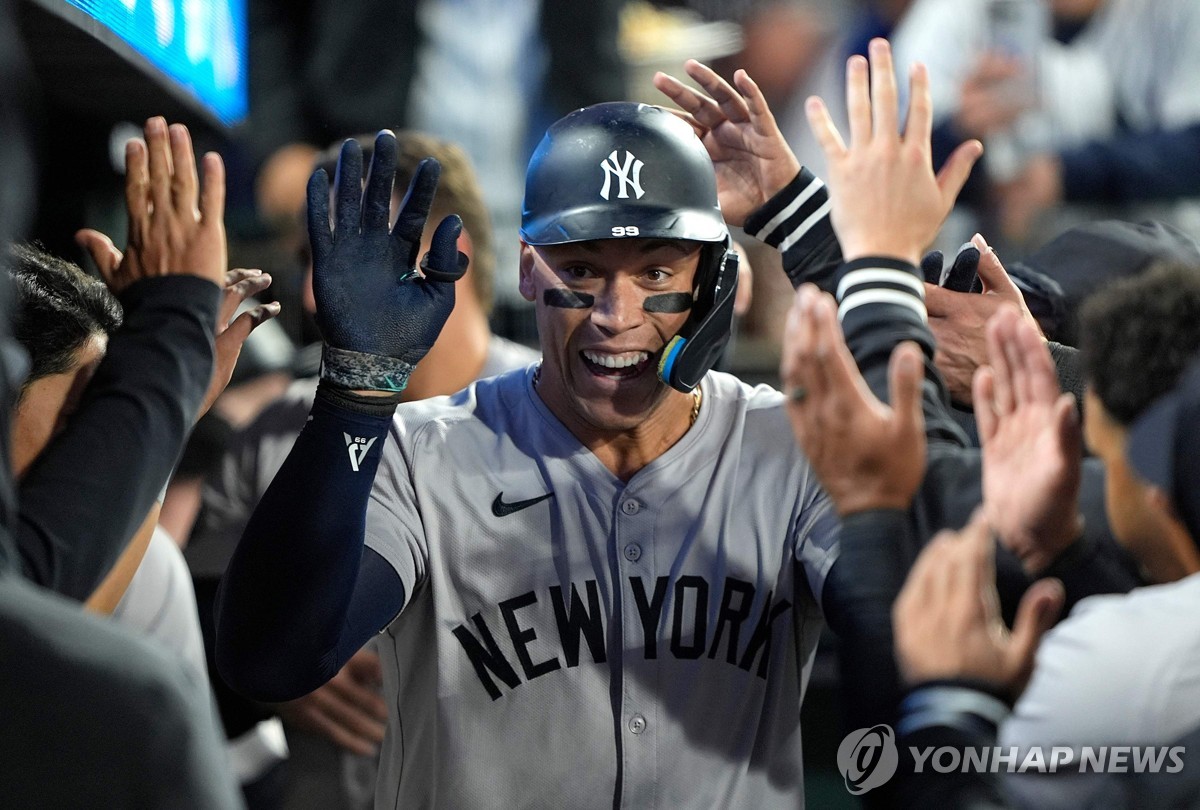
left=364, top=366, right=839, bottom=808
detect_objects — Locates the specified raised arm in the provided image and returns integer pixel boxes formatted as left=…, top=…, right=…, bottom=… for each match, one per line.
left=216, top=131, right=468, bottom=701
left=655, top=61, right=843, bottom=292
left=83, top=269, right=279, bottom=613
left=15, top=118, right=225, bottom=599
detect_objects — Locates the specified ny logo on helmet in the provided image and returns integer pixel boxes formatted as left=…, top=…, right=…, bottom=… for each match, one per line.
left=600, top=150, right=645, bottom=201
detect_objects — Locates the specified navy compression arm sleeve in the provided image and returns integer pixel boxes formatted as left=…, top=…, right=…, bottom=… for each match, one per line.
left=216, top=385, right=407, bottom=701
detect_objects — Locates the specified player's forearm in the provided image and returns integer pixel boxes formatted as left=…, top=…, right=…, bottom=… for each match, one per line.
left=743, top=168, right=843, bottom=294
left=836, top=256, right=970, bottom=448
left=16, top=276, right=219, bottom=599
left=216, top=384, right=403, bottom=701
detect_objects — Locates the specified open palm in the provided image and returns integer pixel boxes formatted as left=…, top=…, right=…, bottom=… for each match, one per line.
left=975, top=308, right=1082, bottom=573
left=654, top=61, right=800, bottom=226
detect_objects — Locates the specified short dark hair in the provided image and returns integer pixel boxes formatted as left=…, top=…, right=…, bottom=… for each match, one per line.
left=7, top=243, right=122, bottom=388
left=317, top=131, right=496, bottom=313
left=1080, top=261, right=1200, bottom=425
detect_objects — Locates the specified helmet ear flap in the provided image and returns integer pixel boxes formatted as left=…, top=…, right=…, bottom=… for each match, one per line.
left=657, top=241, right=739, bottom=393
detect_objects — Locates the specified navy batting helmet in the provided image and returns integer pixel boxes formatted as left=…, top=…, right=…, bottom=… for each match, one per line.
left=520, top=102, right=738, bottom=394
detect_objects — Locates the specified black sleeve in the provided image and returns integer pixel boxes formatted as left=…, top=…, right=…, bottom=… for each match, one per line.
left=895, top=684, right=1015, bottom=809
left=15, top=276, right=219, bottom=600
left=836, top=256, right=971, bottom=449
left=823, top=509, right=915, bottom=741
left=742, top=168, right=843, bottom=294
left=215, top=385, right=407, bottom=702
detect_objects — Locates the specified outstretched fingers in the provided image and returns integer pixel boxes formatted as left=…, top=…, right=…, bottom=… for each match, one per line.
left=168, top=124, right=198, bottom=217
left=222, top=300, right=282, bottom=346
left=124, top=139, right=150, bottom=247
left=306, top=168, right=334, bottom=269
left=362, top=131, right=398, bottom=233
left=1006, top=576, right=1064, bottom=686
left=985, top=309, right=1017, bottom=416
left=1016, top=314, right=1059, bottom=404
left=654, top=70, right=726, bottom=130
left=937, top=139, right=984, bottom=204
left=200, top=152, right=226, bottom=227
left=683, top=59, right=750, bottom=124
left=219, top=269, right=273, bottom=327
left=970, top=233, right=1014, bottom=295
left=144, top=117, right=174, bottom=222
left=845, top=54, right=871, bottom=149
left=868, top=38, right=899, bottom=140
left=888, top=341, right=926, bottom=443
left=333, top=139, right=364, bottom=239
left=392, top=158, right=441, bottom=269
left=973, top=365, right=999, bottom=444
left=904, top=62, right=934, bottom=155
left=733, top=69, right=776, bottom=131
left=75, top=228, right=123, bottom=282
left=805, top=95, right=847, bottom=159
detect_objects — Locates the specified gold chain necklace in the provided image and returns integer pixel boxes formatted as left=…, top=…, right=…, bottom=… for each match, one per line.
left=532, top=364, right=703, bottom=427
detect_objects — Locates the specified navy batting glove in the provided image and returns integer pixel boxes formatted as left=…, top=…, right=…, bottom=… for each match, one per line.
left=920, top=243, right=982, bottom=293
left=920, top=250, right=944, bottom=285
left=306, top=131, right=469, bottom=392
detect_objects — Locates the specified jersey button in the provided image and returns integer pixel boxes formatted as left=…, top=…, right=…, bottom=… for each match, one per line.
left=628, top=715, right=647, bottom=735
left=621, top=499, right=640, bottom=516
left=623, top=543, right=642, bottom=562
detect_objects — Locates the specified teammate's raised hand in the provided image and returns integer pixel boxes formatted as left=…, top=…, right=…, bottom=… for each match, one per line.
left=75, top=226, right=281, bottom=419
left=654, top=61, right=800, bottom=227
left=804, top=38, right=982, bottom=265
left=307, top=130, right=468, bottom=393
left=781, top=284, right=926, bottom=515
left=77, top=117, right=227, bottom=293
left=201, top=269, right=282, bottom=418
left=893, top=509, right=1064, bottom=696
left=974, top=307, right=1083, bottom=574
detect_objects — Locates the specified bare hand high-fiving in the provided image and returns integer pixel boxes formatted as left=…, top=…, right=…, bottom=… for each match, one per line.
left=77, top=116, right=227, bottom=293
left=782, top=285, right=927, bottom=515
left=893, top=510, right=1064, bottom=696
left=975, top=307, right=1083, bottom=573
left=654, top=61, right=801, bottom=227
left=76, top=118, right=280, bottom=419
left=804, top=39, right=982, bottom=264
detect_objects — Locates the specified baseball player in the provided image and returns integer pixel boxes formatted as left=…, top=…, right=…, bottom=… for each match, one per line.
left=217, top=103, right=839, bottom=807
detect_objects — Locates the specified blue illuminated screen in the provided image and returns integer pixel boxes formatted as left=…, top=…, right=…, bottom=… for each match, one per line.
left=66, top=0, right=247, bottom=125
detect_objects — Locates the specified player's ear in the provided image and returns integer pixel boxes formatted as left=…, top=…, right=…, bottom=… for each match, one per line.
left=519, top=241, right=537, bottom=303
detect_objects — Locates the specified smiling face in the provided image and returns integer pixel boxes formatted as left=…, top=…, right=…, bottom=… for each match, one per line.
left=520, top=237, right=701, bottom=435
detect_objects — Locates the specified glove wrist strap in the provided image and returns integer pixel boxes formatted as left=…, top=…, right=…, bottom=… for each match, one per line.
left=320, top=344, right=414, bottom=393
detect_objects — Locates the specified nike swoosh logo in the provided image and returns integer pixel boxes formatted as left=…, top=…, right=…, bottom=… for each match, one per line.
left=492, top=491, right=555, bottom=517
